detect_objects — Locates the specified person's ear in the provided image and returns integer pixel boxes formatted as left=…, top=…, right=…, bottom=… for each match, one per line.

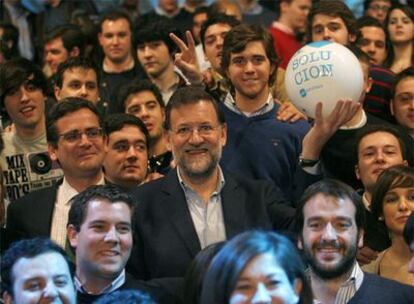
left=358, top=229, right=364, bottom=248
left=355, top=165, right=361, bottom=180
left=67, top=224, right=79, bottom=249
left=70, top=47, right=80, bottom=57
left=293, top=278, right=303, bottom=304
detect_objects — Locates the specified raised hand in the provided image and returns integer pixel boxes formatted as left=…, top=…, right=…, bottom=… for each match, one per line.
left=169, top=31, right=203, bottom=84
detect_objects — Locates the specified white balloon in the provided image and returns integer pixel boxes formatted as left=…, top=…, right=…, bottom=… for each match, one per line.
left=285, top=41, right=364, bottom=118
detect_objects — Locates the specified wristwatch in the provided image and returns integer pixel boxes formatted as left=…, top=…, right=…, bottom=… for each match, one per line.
left=299, top=157, right=319, bottom=168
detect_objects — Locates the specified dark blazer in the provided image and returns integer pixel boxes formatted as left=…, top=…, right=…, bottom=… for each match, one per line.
left=5, top=184, right=59, bottom=249
left=128, top=169, right=295, bottom=280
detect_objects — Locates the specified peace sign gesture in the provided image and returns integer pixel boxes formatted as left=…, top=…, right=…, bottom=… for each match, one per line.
left=169, top=30, right=204, bottom=85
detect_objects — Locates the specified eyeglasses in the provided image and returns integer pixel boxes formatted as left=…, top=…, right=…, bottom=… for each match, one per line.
left=170, top=124, right=221, bottom=138
left=395, top=93, right=414, bottom=105
left=58, top=127, right=103, bottom=143
left=368, top=5, right=390, bottom=12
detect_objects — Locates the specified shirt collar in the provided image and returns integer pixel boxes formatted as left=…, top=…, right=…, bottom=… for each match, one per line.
left=223, top=92, right=274, bottom=117
left=60, top=175, right=105, bottom=205
left=177, top=166, right=225, bottom=195
left=75, top=269, right=125, bottom=295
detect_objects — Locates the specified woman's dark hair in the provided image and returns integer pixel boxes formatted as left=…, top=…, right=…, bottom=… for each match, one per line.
left=183, top=242, right=225, bottom=304
left=200, top=231, right=313, bottom=304
left=371, top=165, right=414, bottom=221
left=383, top=4, right=414, bottom=69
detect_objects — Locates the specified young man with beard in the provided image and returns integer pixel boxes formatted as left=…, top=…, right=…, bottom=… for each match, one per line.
left=128, top=86, right=295, bottom=280
left=296, top=179, right=413, bottom=304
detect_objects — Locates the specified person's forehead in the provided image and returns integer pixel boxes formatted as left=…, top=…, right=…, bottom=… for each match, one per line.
left=63, top=67, right=97, bottom=81
left=304, top=193, right=356, bottom=219
left=45, top=37, right=64, bottom=49
left=230, top=40, right=266, bottom=56
left=101, top=18, right=130, bottom=32
left=370, top=0, right=391, bottom=5
left=359, top=131, right=401, bottom=150
left=127, top=90, right=158, bottom=105
left=57, top=108, right=99, bottom=128
left=206, top=23, right=232, bottom=36
left=170, top=101, right=219, bottom=123
left=12, top=252, right=68, bottom=281
left=360, top=26, right=385, bottom=40
left=395, top=76, right=414, bottom=94
left=312, top=14, right=346, bottom=26
left=83, top=199, right=132, bottom=222
left=108, top=124, right=146, bottom=142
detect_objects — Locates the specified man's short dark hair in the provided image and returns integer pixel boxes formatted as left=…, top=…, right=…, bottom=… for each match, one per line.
left=118, top=79, right=164, bottom=113
left=1, top=238, right=74, bottom=297
left=353, top=124, right=407, bottom=164
left=68, top=184, right=135, bottom=232
left=392, top=66, right=414, bottom=97
left=221, top=23, right=278, bottom=85
left=306, top=0, right=357, bottom=43
left=99, top=9, right=134, bottom=33
left=295, top=179, right=366, bottom=234
left=200, top=13, right=241, bottom=51
left=46, top=97, right=103, bottom=148
left=44, top=24, right=85, bottom=57
left=165, top=86, right=225, bottom=130
left=54, top=57, right=100, bottom=88
left=0, top=58, right=47, bottom=107
left=135, top=16, right=181, bottom=55
left=104, top=113, right=150, bottom=150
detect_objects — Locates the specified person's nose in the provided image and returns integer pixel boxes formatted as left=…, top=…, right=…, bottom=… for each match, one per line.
left=187, top=127, right=205, bottom=145
left=104, top=226, right=120, bottom=243
left=251, top=283, right=272, bottom=304
left=42, top=281, right=59, bottom=299
left=321, top=222, right=338, bottom=242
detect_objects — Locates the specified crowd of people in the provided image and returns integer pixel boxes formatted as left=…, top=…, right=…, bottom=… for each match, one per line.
left=0, top=0, right=413, bottom=303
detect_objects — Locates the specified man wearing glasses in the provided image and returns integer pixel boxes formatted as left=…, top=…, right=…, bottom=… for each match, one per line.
left=364, top=0, right=392, bottom=24
left=6, top=98, right=106, bottom=249
left=128, top=86, right=295, bottom=280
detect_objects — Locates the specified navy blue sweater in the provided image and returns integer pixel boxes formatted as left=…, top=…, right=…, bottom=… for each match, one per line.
left=220, top=104, right=310, bottom=200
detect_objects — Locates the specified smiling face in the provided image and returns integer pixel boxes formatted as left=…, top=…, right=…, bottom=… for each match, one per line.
left=4, top=80, right=45, bottom=133
left=125, top=90, right=165, bottom=141
left=167, top=100, right=226, bottom=182
left=68, top=199, right=132, bottom=282
left=392, top=77, right=414, bottom=134
left=299, top=193, right=363, bottom=279
left=48, top=108, right=105, bottom=180
left=99, top=18, right=132, bottom=64
left=311, top=14, right=355, bottom=45
left=382, top=186, right=414, bottom=235
left=203, top=23, right=232, bottom=72
left=137, top=41, right=173, bottom=79
left=54, top=67, right=99, bottom=104
left=103, top=125, right=148, bottom=188
left=230, top=253, right=301, bottom=304
left=387, top=8, right=414, bottom=45
left=9, top=252, right=76, bottom=304
left=355, top=132, right=407, bottom=194
left=226, top=41, right=275, bottom=102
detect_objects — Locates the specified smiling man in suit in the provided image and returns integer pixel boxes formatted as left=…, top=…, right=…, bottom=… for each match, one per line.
left=128, top=86, right=295, bottom=280
left=5, top=98, right=106, bottom=249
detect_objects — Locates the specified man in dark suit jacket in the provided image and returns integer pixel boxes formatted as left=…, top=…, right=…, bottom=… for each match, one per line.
left=128, top=86, right=295, bottom=280
left=5, top=98, right=106, bottom=250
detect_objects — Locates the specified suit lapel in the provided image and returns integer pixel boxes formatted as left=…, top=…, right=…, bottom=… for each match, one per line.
left=161, top=170, right=201, bottom=257
left=221, top=173, right=247, bottom=239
